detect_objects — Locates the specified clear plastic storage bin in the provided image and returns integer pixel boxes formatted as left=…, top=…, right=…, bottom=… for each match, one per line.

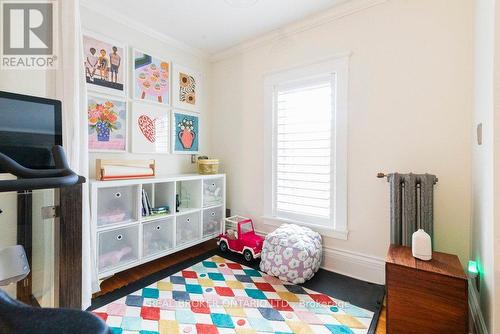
left=203, top=206, right=223, bottom=237
left=176, top=211, right=200, bottom=246
left=97, top=186, right=137, bottom=227
left=98, top=225, right=139, bottom=273
left=143, top=218, right=174, bottom=257
left=203, top=178, right=224, bottom=207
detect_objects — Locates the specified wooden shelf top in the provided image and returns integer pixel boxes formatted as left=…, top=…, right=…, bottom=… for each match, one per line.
left=386, top=244, right=467, bottom=280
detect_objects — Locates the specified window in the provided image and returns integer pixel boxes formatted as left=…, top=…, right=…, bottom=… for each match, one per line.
left=264, top=56, right=348, bottom=238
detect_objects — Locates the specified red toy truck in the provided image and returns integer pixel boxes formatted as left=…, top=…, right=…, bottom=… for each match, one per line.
left=217, top=216, right=264, bottom=262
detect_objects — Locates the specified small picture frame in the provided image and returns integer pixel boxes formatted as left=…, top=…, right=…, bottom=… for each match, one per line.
left=87, top=94, right=127, bottom=152
left=83, top=31, right=127, bottom=97
left=172, top=110, right=200, bottom=154
left=131, top=102, right=170, bottom=154
left=172, top=64, right=201, bottom=113
left=133, top=49, right=171, bottom=106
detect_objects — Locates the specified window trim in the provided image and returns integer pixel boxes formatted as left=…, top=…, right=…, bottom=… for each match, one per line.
left=263, top=54, right=349, bottom=239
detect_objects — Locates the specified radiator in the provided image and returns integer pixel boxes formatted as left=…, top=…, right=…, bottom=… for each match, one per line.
left=383, top=173, right=438, bottom=247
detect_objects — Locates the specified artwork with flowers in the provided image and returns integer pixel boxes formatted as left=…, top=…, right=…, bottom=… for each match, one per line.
left=133, top=50, right=170, bottom=105
left=172, top=111, right=199, bottom=154
left=172, top=64, right=201, bottom=113
left=88, top=95, right=127, bottom=151
left=131, top=102, right=169, bottom=153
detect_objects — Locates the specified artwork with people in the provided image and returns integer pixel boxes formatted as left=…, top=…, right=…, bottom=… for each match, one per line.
left=83, top=33, right=125, bottom=95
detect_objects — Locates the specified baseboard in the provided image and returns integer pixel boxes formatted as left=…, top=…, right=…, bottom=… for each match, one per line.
left=322, top=247, right=385, bottom=285
left=468, top=277, right=488, bottom=334
left=255, top=229, right=385, bottom=285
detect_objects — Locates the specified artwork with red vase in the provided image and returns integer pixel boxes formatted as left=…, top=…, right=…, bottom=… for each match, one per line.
left=173, top=112, right=199, bottom=153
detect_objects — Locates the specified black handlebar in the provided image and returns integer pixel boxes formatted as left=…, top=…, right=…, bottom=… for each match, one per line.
left=0, top=146, right=85, bottom=192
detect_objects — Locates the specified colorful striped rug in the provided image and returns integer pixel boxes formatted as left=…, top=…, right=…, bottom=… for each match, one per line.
left=92, top=255, right=374, bottom=334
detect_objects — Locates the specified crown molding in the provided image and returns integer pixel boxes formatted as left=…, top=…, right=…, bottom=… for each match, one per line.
left=79, top=0, right=209, bottom=59
left=210, top=0, right=387, bottom=63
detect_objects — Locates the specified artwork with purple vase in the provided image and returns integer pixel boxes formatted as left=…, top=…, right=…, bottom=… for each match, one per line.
left=88, top=94, right=127, bottom=151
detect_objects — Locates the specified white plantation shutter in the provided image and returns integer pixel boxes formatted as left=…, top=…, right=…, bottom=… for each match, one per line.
left=265, top=56, right=348, bottom=236
left=274, top=77, right=333, bottom=226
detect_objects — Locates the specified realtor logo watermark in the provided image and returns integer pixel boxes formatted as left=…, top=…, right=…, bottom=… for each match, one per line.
left=1, top=0, right=58, bottom=69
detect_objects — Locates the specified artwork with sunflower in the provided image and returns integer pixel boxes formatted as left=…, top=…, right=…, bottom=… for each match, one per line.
left=88, top=95, right=127, bottom=151
left=172, top=110, right=199, bottom=154
left=173, top=64, right=201, bottom=113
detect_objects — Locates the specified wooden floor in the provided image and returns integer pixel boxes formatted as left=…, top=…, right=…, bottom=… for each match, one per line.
left=94, top=239, right=218, bottom=297
left=376, top=306, right=386, bottom=334
left=93, top=240, right=387, bottom=333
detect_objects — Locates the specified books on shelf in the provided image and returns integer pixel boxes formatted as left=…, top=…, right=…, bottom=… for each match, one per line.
left=142, top=189, right=152, bottom=216
left=141, top=189, right=170, bottom=217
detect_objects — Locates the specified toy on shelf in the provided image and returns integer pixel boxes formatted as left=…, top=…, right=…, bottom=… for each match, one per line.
left=217, top=215, right=263, bottom=262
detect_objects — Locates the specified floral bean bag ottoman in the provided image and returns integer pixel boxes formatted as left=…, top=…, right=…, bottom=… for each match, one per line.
left=259, top=224, right=322, bottom=284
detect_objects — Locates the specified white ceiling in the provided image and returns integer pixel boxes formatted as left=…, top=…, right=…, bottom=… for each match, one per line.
left=82, top=0, right=349, bottom=55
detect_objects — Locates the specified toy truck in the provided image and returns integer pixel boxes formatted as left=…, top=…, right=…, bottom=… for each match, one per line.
left=217, top=215, right=264, bottom=262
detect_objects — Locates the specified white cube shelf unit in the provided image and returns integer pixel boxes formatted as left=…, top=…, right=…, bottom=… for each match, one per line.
left=91, top=174, right=226, bottom=279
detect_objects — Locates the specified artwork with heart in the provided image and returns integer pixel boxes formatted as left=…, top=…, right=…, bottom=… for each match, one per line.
left=138, top=115, right=156, bottom=143
left=132, top=102, right=169, bottom=153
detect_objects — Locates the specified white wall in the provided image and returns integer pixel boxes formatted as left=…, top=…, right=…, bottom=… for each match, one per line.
left=494, top=1, right=500, bottom=329
left=472, top=0, right=495, bottom=331
left=80, top=6, right=212, bottom=179
left=209, top=0, right=474, bottom=277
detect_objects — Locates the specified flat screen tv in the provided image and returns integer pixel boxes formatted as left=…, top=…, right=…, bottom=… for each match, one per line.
left=0, top=91, right=62, bottom=171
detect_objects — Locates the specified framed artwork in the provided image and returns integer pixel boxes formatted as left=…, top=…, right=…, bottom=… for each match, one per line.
left=172, top=64, right=201, bottom=113
left=133, top=49, right=170, bottom=105
left=88, top=94, right=127, bottom=152
left=172, top=110, right=199, bottom=154
left=83, top=32, right=127, bottom=96
left=131, top=102, right=169, bottom=154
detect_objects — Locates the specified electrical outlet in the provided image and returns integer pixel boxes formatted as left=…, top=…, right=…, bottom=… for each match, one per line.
left=191, top=154, right=197, bottom=164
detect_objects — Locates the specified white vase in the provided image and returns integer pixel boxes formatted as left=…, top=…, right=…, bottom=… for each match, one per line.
left=412, top=229, right=432, bottom=261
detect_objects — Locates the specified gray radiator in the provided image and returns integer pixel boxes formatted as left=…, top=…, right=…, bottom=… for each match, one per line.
left=384, top=173, right=438, bottom=247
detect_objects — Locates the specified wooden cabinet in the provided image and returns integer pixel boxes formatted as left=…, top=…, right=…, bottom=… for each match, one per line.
left=386, top=245, right=468, bottom=334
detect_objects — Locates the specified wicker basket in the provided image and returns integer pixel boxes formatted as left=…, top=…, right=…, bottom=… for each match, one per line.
left=197, top=159, right=219, bottom=175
